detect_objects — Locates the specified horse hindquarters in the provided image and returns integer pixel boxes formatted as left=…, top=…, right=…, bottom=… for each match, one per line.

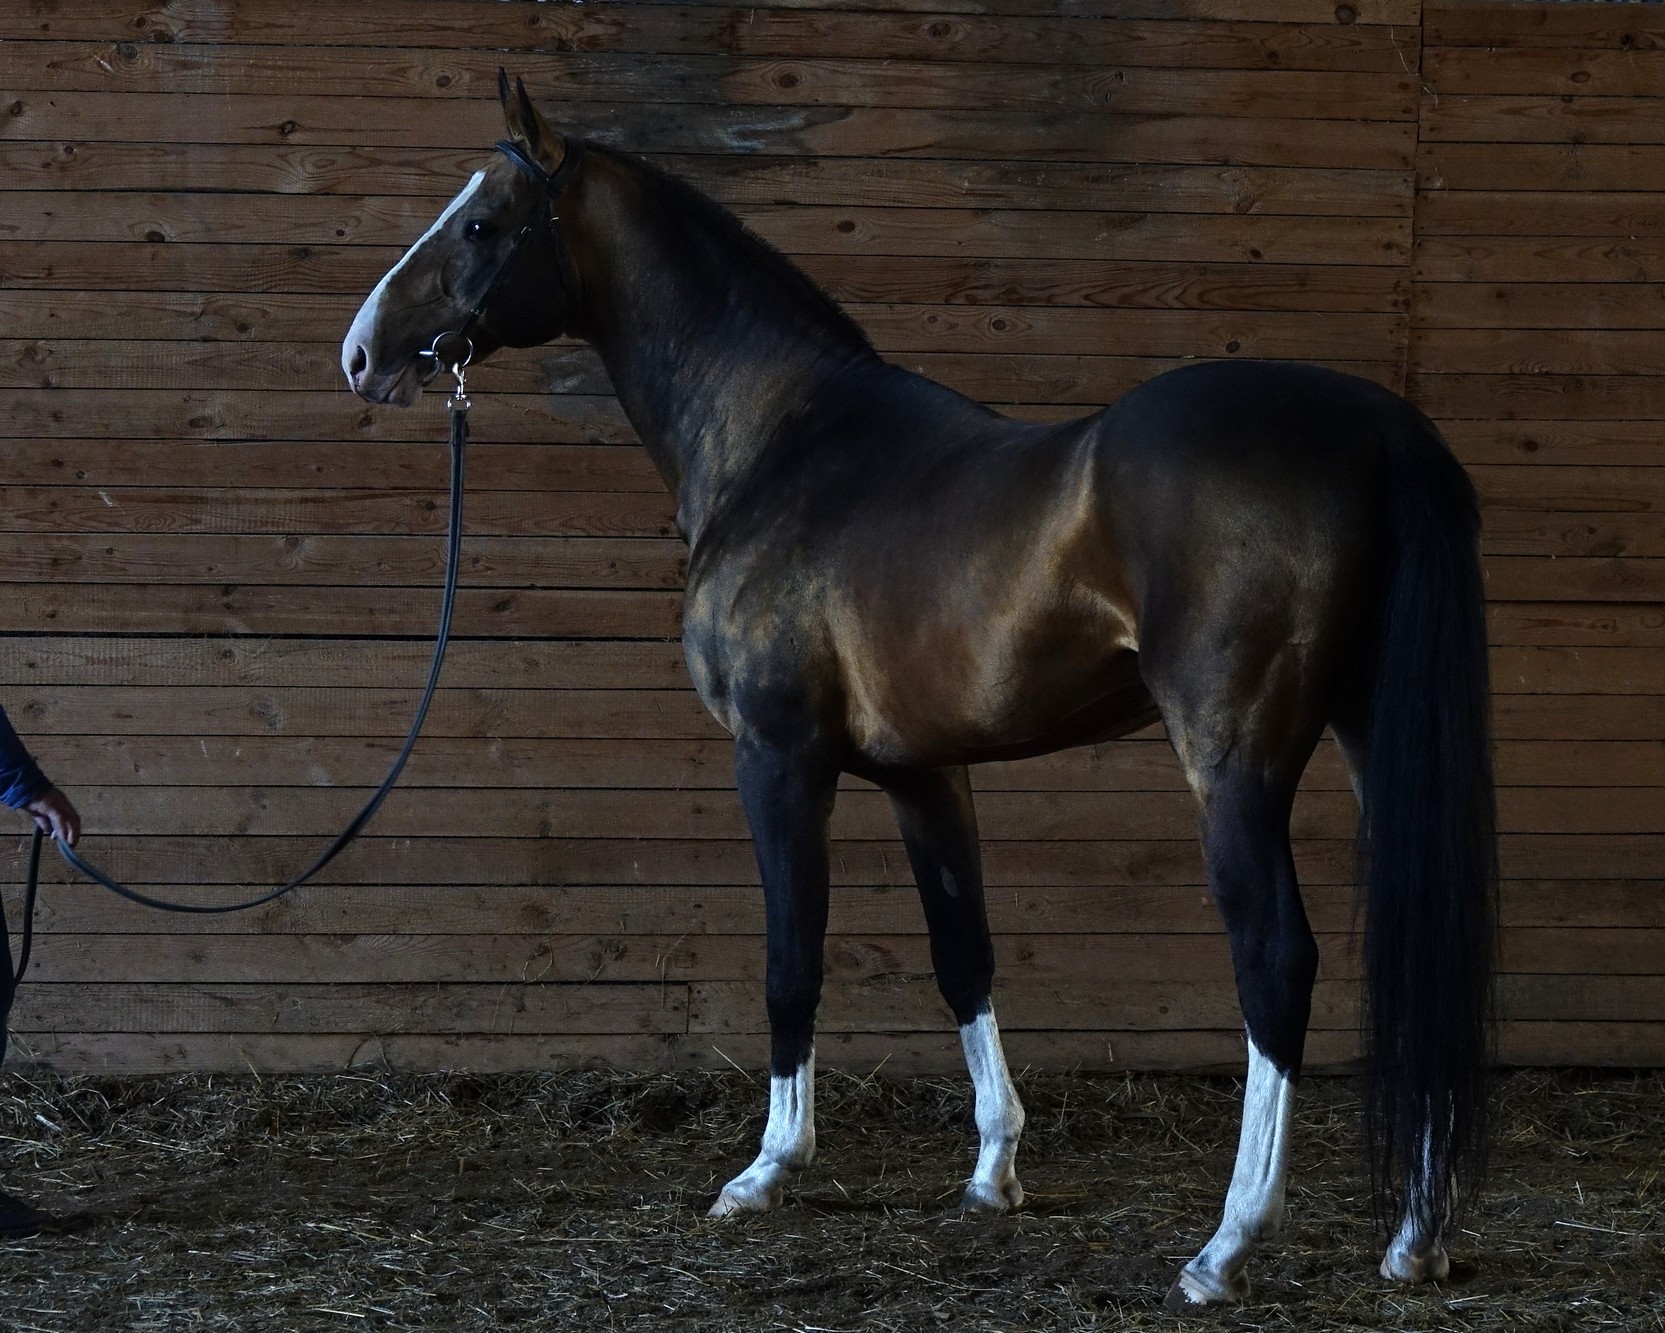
left=1344, top=414, right=1497, bottom=1278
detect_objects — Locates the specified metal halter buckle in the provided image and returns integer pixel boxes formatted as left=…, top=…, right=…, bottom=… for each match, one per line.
left=426, top=330, right=474, bottom=407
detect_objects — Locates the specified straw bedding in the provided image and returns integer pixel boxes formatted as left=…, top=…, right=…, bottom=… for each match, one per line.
left=0, top=1067, right=1658, bottom=1331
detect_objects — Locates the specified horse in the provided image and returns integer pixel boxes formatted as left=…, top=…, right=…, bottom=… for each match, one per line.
left=342, top=74, right=1497, bottom=1309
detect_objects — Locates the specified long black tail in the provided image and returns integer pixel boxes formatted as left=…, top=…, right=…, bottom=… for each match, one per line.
left=1358, top=409, right=1498, bottom=1230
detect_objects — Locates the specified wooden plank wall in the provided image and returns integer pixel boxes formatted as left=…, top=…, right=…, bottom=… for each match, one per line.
left=1414, top=1, right=1665, bottom=1066
left=0, top=0, right=1655, bottom=1076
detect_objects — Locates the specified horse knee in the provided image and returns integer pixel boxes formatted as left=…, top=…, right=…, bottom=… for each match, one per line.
left=933, top=944, right=995, bottom=1027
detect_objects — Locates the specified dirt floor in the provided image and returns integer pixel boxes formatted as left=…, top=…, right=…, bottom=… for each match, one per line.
left=0, top=1067, right=1658, bottom=1332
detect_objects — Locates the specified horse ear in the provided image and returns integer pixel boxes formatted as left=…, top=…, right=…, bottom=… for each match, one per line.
left=499, top=70, right=566, bottom=170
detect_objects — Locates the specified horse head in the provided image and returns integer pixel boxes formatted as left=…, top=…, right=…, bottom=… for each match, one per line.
left=342, top=72, right=580, bottom=405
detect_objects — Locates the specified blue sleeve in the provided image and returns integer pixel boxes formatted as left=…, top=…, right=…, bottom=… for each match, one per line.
left=0, top=705, right=49, bottom=810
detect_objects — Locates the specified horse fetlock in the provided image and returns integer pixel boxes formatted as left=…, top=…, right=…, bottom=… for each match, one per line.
left=760, top=1121, right=814, bottom=1167
left=1247, top=1202, right=1285, bottom=1244
left=959, top=1172, right=1024, bottom=1215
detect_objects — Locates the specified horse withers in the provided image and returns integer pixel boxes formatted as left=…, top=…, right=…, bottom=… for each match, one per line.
left=342, top=75, right=1497, bottom=1308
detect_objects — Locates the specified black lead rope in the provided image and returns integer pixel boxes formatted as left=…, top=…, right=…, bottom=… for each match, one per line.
left=6, top=385, right=470, bottom=986
left=6, top=137, right=584, bottom=990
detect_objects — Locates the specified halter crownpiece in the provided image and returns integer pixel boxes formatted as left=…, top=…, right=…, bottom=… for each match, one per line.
left=493, top=136, right=583, bottom=198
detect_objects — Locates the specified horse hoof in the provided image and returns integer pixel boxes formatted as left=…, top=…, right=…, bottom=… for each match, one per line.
left=1163, top=1267, right=1247, bottom=1313
left=707, top=1181, right=783, bottom=1218
left=959, top=1178, right=1023, bottom=1215
left=1380, top=1243, right=1450, bottom=1285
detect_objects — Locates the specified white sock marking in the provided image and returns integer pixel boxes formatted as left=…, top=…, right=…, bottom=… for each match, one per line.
left=960, top=1008, right=1025, bottom=1210
left=1175, top=1033, right=1294, bottom=1305
left=709, top=1057, right=815, bottom=1216
left=1381, top=1130, right=1451, bottom=1282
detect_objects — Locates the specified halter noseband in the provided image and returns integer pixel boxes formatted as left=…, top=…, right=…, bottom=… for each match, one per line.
left=426, top=138, right=586, bottom=375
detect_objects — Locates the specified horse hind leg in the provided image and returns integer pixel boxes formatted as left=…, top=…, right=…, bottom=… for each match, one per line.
left=1331, top=714, right=1453, bottom=1286
left=708, top=732, right=838, bottom=1217
left=1156, top=693, right=1323, bottom=1310
left=883, top=766, right=1025, bottom=1213
left=1165, top=772, right=1316, bottom=1309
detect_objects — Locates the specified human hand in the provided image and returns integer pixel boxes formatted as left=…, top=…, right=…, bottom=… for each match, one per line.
left=23, top=787, right=80, bottom=847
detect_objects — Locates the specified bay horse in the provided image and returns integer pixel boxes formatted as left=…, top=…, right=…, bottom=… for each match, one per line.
left=343, top=76, right=1497, bottom=1308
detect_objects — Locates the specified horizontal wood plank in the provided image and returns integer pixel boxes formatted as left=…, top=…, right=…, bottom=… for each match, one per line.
left=0, top=1030, right=1279, bottom=1077
left=1420, top=141, right=1665, bottom=192
left=0, top=18, right=1419, bottom=73
left=1, top=834, right=1659, bottom=888
left=25, top=782, right=1665, bottom=841
left=18, top=880, right=1664, bottom=939
left=16, top=1022, right=1656, bottom=1076
left=1422, top=94, right=1665, bottom=147
left=4, top=520, right=1661, bottom=581
left=1412, top=372, right=1665, bottom=421
left=1416, top=327, right=1665, bottom=376
left=1, top=636, right=1658, bottom=697
left=1419, top=191, right=1665, bottom=238
left=1424, top=46, right=1665, bottom=98
left=0, top=257, right=1410, bottom=314
left=0, top=51, right=1423, bottom=120
left=1415, top=235, right=1665, bottom=283
left=11, top=982, right=690, bottom=1036
left=0, top=92, right=1419, bottom=167
left=0, top=317, right=1409, bottom=385
left=1414, top=283, right=1665, bottom=333
left=8, top=928, right=1658, bottom=988
left=5, top=687, right=1662, bottom=741
left=1425, top=1, right=1665, bottom=49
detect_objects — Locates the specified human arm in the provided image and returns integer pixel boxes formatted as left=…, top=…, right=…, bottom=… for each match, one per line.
left=0, top=706, right=79, bottom=845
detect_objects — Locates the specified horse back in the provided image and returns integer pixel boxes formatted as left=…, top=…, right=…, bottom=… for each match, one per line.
left=684, top=359, right=1406, bottom=768
left=680, top=363, right=1135, bottom=762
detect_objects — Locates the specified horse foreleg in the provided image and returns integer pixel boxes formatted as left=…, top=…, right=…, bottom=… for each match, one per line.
left=1166, top=773, right=1317, bottom=1311
left=885, top=766, right=1024, bottom=1213
left=708, top=732, right=837, bottom=1218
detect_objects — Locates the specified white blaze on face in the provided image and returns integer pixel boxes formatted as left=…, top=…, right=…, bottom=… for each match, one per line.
left=341, top=170, right=487, bottom=385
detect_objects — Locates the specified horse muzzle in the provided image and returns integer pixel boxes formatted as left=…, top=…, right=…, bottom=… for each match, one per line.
left=343, top=342, right=435, bottom=407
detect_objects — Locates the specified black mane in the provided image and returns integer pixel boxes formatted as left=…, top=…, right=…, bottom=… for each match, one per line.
left=590, top=142, right=875, bottom=358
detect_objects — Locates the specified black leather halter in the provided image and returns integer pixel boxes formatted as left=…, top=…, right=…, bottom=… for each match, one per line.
left=429, top=138, right=585, bottom=371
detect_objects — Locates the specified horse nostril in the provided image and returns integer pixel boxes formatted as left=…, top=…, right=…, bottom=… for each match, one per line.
left=348, top=345, right=368, bottom=379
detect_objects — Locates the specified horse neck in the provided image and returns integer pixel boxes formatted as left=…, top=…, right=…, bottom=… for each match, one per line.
left=568, top=160, right=873, bottom=542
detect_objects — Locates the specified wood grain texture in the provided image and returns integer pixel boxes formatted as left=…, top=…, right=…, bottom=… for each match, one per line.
left=1404, top=4, right=1665, bottom=1072
left=0, top=0, right=1656, bottom=1075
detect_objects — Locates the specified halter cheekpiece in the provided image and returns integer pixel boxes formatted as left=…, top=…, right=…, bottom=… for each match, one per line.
left=425, top=138, right=586, bottom=375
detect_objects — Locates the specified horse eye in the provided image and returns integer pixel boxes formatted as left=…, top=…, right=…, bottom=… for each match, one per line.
left=464, top=219, right=495, bottom=243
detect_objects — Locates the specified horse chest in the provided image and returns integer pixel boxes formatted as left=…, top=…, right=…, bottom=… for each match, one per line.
left=679, top=564, right=826, bottom=742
